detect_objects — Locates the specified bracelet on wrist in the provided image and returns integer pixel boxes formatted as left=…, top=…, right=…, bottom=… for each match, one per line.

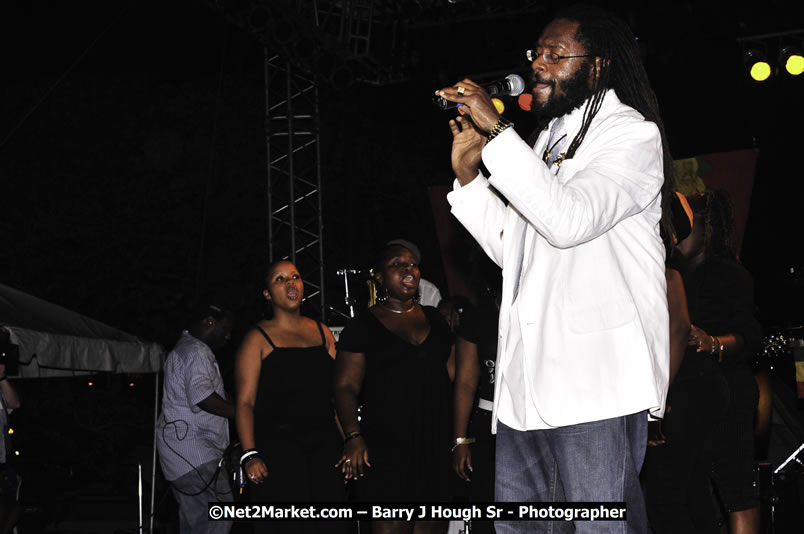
left=344, top=431, right=362, bottom=443
left=486, top=117, right=513, bottom=144
left=240, top=448, right=261, bottom=466
left=452, top=436, right=476, bottom=452
left=709, top=336, right=718, bottom=355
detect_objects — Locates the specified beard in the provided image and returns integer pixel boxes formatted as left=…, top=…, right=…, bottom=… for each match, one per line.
left=531, top=60, right=594, bottom=128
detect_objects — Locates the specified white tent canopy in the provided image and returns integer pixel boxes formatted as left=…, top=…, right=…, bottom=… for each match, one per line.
left=1, top=283, right=167, bottom=530
left=0, top=283, right=164, bottom=377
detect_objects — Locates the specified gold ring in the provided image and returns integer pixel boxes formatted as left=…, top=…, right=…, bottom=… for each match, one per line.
left=456, top=86, right=466, bottom=96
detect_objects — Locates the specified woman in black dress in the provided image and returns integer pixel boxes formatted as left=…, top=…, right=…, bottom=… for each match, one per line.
left=643, top=191, right=763, bottom=533
left=677, top=191, right=763, bottom=533
left=334, top=241, right=453, bottom=534
left=235, top=260, right=347, bottom=532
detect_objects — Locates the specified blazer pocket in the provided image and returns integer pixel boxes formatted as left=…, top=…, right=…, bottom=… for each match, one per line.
left=566, top=294, right=637, bottom=334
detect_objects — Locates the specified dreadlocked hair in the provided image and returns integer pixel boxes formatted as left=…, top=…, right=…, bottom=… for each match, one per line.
left=554, top=4, right=677, bottom=252
left=688, top=190, right=738, bottom=262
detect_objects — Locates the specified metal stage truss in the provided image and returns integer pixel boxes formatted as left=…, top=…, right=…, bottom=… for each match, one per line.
left=202, top=0, right=549, bottom=321
left=264, top=53, right=326, bottom=320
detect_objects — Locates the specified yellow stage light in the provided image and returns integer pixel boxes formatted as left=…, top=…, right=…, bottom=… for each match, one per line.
left=750, top=61, right=772, bottom=81
left=745, top=48, right=772, bottom=81
left=780, top=45, right=804, bottom=76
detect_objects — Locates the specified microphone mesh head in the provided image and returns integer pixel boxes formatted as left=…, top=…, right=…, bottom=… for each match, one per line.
left=506, top=74, right=526, bottom=96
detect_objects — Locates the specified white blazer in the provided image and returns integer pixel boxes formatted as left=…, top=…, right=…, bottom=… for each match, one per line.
left=448, top=90, right=669, bottom=430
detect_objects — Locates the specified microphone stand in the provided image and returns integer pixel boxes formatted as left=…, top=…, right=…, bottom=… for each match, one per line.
left=335, top=269, right=363, bottom=318
left=768, top=441, right=804, bottom=533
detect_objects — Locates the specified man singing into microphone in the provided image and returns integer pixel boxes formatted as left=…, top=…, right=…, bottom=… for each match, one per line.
left=437, top=5, right=674, bottom=533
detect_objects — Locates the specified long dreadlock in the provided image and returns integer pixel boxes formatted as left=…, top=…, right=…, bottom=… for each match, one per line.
left=553, top=4, right=677, bottom=249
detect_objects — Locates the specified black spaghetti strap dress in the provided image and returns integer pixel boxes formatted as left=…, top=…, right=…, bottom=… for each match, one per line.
left=248, top=322, right=346, bottom=515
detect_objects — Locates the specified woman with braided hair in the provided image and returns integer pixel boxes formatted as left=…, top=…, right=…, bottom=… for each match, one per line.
left=650, top=190, right=763, bottom=534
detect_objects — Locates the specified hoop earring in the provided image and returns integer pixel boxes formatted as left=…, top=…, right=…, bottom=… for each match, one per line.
left=376, top=284, right=388, bottom=303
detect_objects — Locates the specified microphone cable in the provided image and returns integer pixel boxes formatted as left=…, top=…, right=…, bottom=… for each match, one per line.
left=159, top=419, right=234, bottom=498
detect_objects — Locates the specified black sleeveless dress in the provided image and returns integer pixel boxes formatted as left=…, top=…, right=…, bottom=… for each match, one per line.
left=249, top=322, right=346, bottom=507
left=336, top=306, right=454, bottom=502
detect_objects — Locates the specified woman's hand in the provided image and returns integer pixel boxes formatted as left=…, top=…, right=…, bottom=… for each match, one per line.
left=452, top=444, right=473, bottom=482
left=335, top=436, right=370, bottom=482
left=688, top=324, right=716, bottom=353
left=647, top=419, right=666, bottom=446
left=245, top=457, right=269, bottom=484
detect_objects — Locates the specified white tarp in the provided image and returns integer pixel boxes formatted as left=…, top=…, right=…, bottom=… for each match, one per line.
left=0, top=284, right=164, bottom=377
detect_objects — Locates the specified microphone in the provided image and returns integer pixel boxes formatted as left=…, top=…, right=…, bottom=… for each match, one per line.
left=433, top=74, right=526, bottom=110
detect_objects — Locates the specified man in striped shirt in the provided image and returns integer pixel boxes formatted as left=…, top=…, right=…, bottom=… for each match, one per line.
left=156, top=304, right=235, bottom=534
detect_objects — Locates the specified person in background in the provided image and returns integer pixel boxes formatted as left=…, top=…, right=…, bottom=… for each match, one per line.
left=447, top=288, right=499, bottom=534
left=419, top=278, right=443, bottom=308
left=0, top=331, right=21, bottom=534
left=673, top=191, right=763, bottom=534
left=156, top=303, right=235, bottom=534
left=642, top=192, right=729, bottom=533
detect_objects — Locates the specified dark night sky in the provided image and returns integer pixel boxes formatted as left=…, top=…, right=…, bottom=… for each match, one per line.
left=2, top=0, right=804, bottom=345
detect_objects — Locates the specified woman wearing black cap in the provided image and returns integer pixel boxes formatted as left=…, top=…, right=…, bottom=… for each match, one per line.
left=334, top=240, right=453, bottom=533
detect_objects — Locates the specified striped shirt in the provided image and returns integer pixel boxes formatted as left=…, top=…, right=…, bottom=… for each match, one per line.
left=156, top=331, right=230, bottom=481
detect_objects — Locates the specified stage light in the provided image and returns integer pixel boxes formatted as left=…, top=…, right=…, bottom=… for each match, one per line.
left=7, top=428, right=13, bottom=435
left=780, top=45, right=804, bottom=76
left=88, top=381, right=94, bottom=386
left=518, top=93, right=533, bottom=111
left=744, top=48, right=772, bottom=82
left=492, top=98, right=505, bottom=114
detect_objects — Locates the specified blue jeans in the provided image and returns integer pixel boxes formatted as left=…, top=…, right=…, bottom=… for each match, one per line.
left=495, top=412, right=648, bottom=533
left=170, top=458, right=233, bottom=534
